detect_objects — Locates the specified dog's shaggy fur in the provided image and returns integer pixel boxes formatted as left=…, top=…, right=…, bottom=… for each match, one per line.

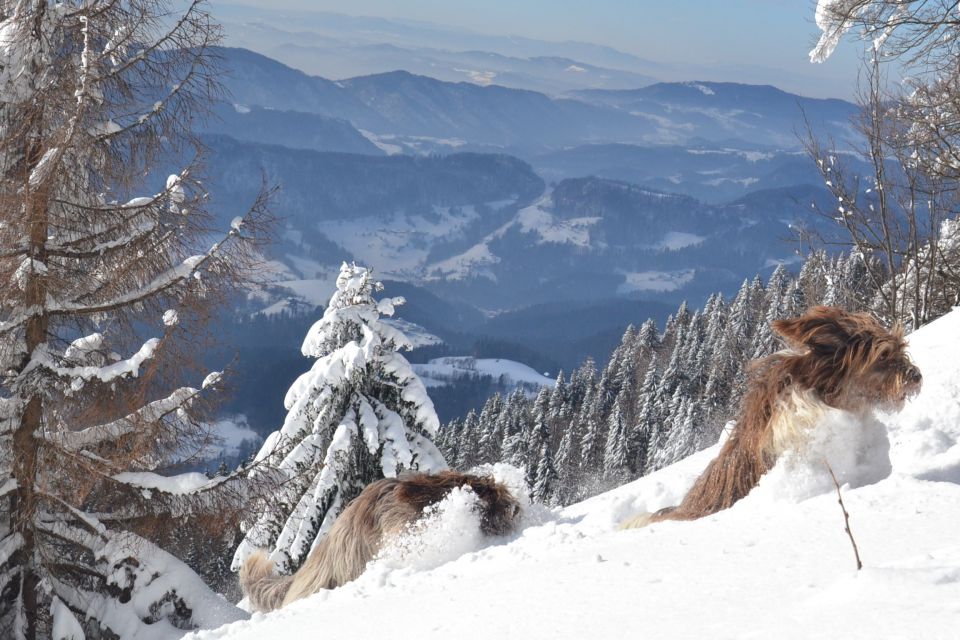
left=621, top=306, right=922, bottom=528
left=241, top=471, right=521, bottom=612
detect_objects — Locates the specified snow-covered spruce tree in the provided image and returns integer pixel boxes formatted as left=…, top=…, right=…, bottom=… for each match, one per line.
left=630, top=355, right=659, bottom=475
left=547, top=372, right=569, bottom=434
left=0, top=1, right=267, bottom=637
left=475, top=393, right=504, bottom=464
left=751, top=264, right=788, bottom=358
left=577, top=403, right=604, bottom=477
left=601, top=394, right=630, bottom=485
left=523, top=386, right=552, bottom=491
left=457, top=409, right=481, bottom=469
left=233, top=263, right=446, bottom=575
left=500, top=389, right=531, bottom=469
left=531, top=443, right=558, bottom=506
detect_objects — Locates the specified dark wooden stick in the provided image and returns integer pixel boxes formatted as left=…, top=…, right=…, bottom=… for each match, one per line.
left=824, top=461, right=863, bottom=571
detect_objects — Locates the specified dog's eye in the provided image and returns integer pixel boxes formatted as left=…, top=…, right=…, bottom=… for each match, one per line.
left=878, top=351, right=888, bottom=361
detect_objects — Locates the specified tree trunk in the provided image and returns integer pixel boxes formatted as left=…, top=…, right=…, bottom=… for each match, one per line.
left=11, top=117, right=51, bottom=640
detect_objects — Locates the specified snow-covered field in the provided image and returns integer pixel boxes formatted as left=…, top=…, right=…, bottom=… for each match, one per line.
left=317, top=205, right=485, bottom=279
left=413, top=356, right=555, bottom=390
left=189, top=308, right=960, bottom=640
left=207, top=417, right=261, bottom=459
left=617, top=269, right=696, bottom=293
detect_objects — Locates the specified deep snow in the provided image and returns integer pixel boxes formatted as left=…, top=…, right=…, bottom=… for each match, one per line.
left=189, top=308, right=960, bottom=640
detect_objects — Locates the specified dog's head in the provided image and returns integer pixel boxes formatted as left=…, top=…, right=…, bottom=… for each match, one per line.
left=772, top=306, right=922, bottom=412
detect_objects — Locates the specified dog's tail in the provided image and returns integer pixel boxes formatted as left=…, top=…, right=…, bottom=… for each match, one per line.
left=618, top=512, right=655, bottom=530
left=239, top=551, right=293, bottom=613
left=618, top=506, right=677, bottom=530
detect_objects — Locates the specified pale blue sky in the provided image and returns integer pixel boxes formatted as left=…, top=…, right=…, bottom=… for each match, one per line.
left=222, top=0, right=865, bottom=98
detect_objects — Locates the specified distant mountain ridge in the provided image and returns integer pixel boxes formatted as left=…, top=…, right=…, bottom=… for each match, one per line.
left=214, top=3, right=666, bottom=91
left=211, top=2, right=855, bottom=99
left=569, top=81, right=859, bottom=148
left=204, top=102, right=383, bottom=155
left=533, top=143, right=866, bottom=204
left=215, top=47, right=858, bottom=153
left=194, top=46, right=858, bottom=319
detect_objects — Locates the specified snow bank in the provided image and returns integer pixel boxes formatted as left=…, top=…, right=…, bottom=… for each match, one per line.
left=751, top=408, right=891, bottom=504
left=190, top=308, right=960, bottom=640
left=883, top=309, right=960, bottom=483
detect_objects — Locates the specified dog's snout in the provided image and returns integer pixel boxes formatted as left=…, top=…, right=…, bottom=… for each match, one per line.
left=906, top=364, right=922, bottom=385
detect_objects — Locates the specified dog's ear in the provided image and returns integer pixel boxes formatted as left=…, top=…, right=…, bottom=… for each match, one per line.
left=772, top=306, right=850, bottom=352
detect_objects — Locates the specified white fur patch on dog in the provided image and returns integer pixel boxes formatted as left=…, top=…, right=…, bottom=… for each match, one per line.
left=765, top=388, right=831, bottom=457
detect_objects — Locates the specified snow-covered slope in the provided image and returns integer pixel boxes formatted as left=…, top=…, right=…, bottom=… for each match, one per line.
left=413, top=356, right=555, bottom=391
left=190, top=308, right=960, bottom=640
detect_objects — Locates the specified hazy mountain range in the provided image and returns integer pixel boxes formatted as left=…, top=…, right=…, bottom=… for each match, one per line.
left=209, top=2, right=854, bottom=99
left=201, top=48, right=857, bottom=313
left=215, top=48, right=859, bottom=156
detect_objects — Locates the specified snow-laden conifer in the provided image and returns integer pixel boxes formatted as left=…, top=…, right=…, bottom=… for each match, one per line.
left=751, top=264, right=789, bottom=358
left=523, top=387, right=552, bottom=491
left=632, top=356, right=660, bottom=474
left=476, top=393, right=504, bottom=464
left=233, top=263, right=446, bottom=575
left=577, top=388, right=604, bottom=476
left=602, top=394, right=630, bottom=484
left=501, top=389, right=531, bottom=468
left=531, top=443, right=559, bottom=505
left=458, top=410, right=481, bottom=469
left=548, top=371, right=569, bottom=429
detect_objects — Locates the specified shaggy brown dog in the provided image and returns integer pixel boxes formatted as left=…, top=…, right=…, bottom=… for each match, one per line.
left=622, top=306, right=922, bottom=528
left=241, top=471, right=521, bottom=612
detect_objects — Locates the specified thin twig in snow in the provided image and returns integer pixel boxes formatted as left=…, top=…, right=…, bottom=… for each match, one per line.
left=824, top=460, right=863, bottom=571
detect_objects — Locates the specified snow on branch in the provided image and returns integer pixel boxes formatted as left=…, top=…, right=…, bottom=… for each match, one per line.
left=810, top=0, right=934, bottom=62
left=49, top=207, right=252, bottom=316
left=111, top=470, right=224, bottom=495
left=51, top=386, right=200, bottom=450
left=28, top=337, right=160, bottom=390
left=811, top=0, right=864, bottom=63
left=0, top=305, right=41, bottom=336
left=0, top=532, right=23, bottom=569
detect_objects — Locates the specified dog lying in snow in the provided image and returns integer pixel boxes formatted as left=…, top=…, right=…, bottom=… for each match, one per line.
left=240, top=471, right=521, bottom=611
left=621, top=306, right=922, bottom=528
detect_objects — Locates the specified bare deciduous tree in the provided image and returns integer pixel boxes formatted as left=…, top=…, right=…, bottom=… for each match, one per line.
left=0, top=1, right=269, bottom=637
left=807, top=1, right=960, bottom=328
left=805, top=59, right=959, bottom=328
